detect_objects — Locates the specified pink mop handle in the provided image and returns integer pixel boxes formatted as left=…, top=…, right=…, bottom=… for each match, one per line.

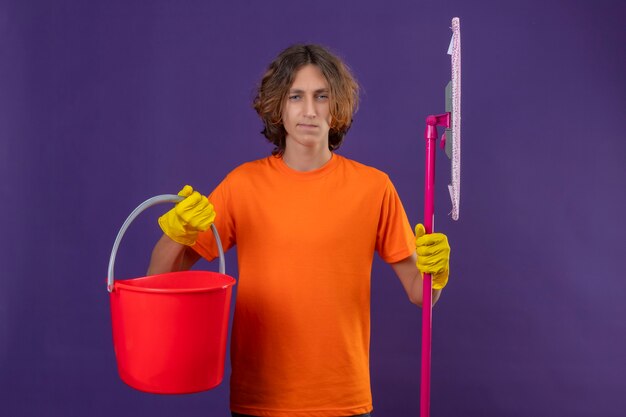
left=420, top=129, right=436, bottom=417
left=421, top=113, right=448, bottom=417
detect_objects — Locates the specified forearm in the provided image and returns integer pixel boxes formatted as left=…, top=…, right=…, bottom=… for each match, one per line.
left=147, top=234, right=200, bottom=275
left=391, top=253, right=442, bottom=307
left=410, top=272, right=442, bottom=307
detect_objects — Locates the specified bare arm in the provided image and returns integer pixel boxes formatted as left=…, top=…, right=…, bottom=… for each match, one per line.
left=390, top=253, right=442, bottom=307
left=147, top=234, right=201, bottom=275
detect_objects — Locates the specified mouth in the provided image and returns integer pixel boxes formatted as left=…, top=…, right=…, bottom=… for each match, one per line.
left=297, top=123, right=318, bottom=128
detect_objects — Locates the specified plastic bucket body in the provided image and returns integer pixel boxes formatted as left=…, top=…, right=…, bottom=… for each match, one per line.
left=110, top=270, right=235, bottom=394
left=107, top=195, right=235, bottom=394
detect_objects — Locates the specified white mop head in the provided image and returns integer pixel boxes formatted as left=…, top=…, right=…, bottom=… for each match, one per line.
left=448, top=17, right=461, bottom=220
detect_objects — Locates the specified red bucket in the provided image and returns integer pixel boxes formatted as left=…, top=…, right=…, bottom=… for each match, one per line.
left=107, top=195, right=236, bottom=394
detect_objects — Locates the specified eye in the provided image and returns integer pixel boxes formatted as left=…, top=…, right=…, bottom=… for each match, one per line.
left=316, top=94, right=329, bottom=101
left=288, top=95, right=301, bottom=101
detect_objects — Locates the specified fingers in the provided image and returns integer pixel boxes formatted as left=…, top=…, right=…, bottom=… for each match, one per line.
left=414, top=224, right=447, bottom=248
left=177, top=191, right=203, bottom=213
left=159, top=185, right=213, bottom=246
left=414, top=227, right=450, bottom=276
left=416, top=248, right=448, bottom=268
left=176, top=191, right=216, bottom=231
left=414, top=223, right=425, bottom=238
left=417, top=258, right=448, bottom=275
left=416, top=238, right=449, bottom=256
left=416, top=232, right=447, bottom=248
left=194, top=203, right=216, bottom=231
left=178, top=185, right=194, bottom=198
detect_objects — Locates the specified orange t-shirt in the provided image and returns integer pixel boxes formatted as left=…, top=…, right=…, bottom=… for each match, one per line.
left=193, top=153, right=415, bottom=417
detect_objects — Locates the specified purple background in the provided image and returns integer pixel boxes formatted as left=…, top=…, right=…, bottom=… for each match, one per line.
left=1, top=0, right=625, bottom=416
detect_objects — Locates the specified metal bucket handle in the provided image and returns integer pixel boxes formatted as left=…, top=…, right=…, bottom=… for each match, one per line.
left=107, top=194, right=225, bottom=292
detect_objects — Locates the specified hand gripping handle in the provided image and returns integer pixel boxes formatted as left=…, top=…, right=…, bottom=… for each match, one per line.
left=107, top=194, right=225, bottom=292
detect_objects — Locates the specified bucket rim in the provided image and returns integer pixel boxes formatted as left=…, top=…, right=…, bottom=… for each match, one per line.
left=113, top=277, right=236, bottom=294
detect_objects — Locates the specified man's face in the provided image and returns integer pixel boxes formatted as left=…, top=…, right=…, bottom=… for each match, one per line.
left=281, top=64, right=332, bottom=152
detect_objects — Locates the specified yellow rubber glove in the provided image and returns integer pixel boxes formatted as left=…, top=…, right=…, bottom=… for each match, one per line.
left=415, top=223, right=450, bottom=290
left=158, top=185, right=216, bottom=246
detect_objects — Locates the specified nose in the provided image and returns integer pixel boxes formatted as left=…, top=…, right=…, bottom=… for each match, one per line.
left=303, top=95, right=316, bottom=118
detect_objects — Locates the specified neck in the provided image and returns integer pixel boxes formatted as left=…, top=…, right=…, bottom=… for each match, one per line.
left=282, top=143, right=332, bottom=172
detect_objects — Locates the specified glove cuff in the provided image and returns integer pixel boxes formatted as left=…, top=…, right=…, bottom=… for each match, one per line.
left=432, top=270, right=449, bottom=290
left=419, top=271, right=449, bottom=290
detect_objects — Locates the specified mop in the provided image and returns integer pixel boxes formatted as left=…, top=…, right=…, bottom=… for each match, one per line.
left=420, top=17, right=461, bottom=417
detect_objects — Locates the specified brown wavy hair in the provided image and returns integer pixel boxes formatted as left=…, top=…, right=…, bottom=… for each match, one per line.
left=253, top=44, right=360, bottom=156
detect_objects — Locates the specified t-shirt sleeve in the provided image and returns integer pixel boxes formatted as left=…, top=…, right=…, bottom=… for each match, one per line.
left=375, top=178, right=416, bottom=263
left=192, top=175, right=237, bottom=261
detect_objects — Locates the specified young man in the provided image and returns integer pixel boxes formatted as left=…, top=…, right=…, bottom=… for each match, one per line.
left=149, top=44, right=451, bottom=417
